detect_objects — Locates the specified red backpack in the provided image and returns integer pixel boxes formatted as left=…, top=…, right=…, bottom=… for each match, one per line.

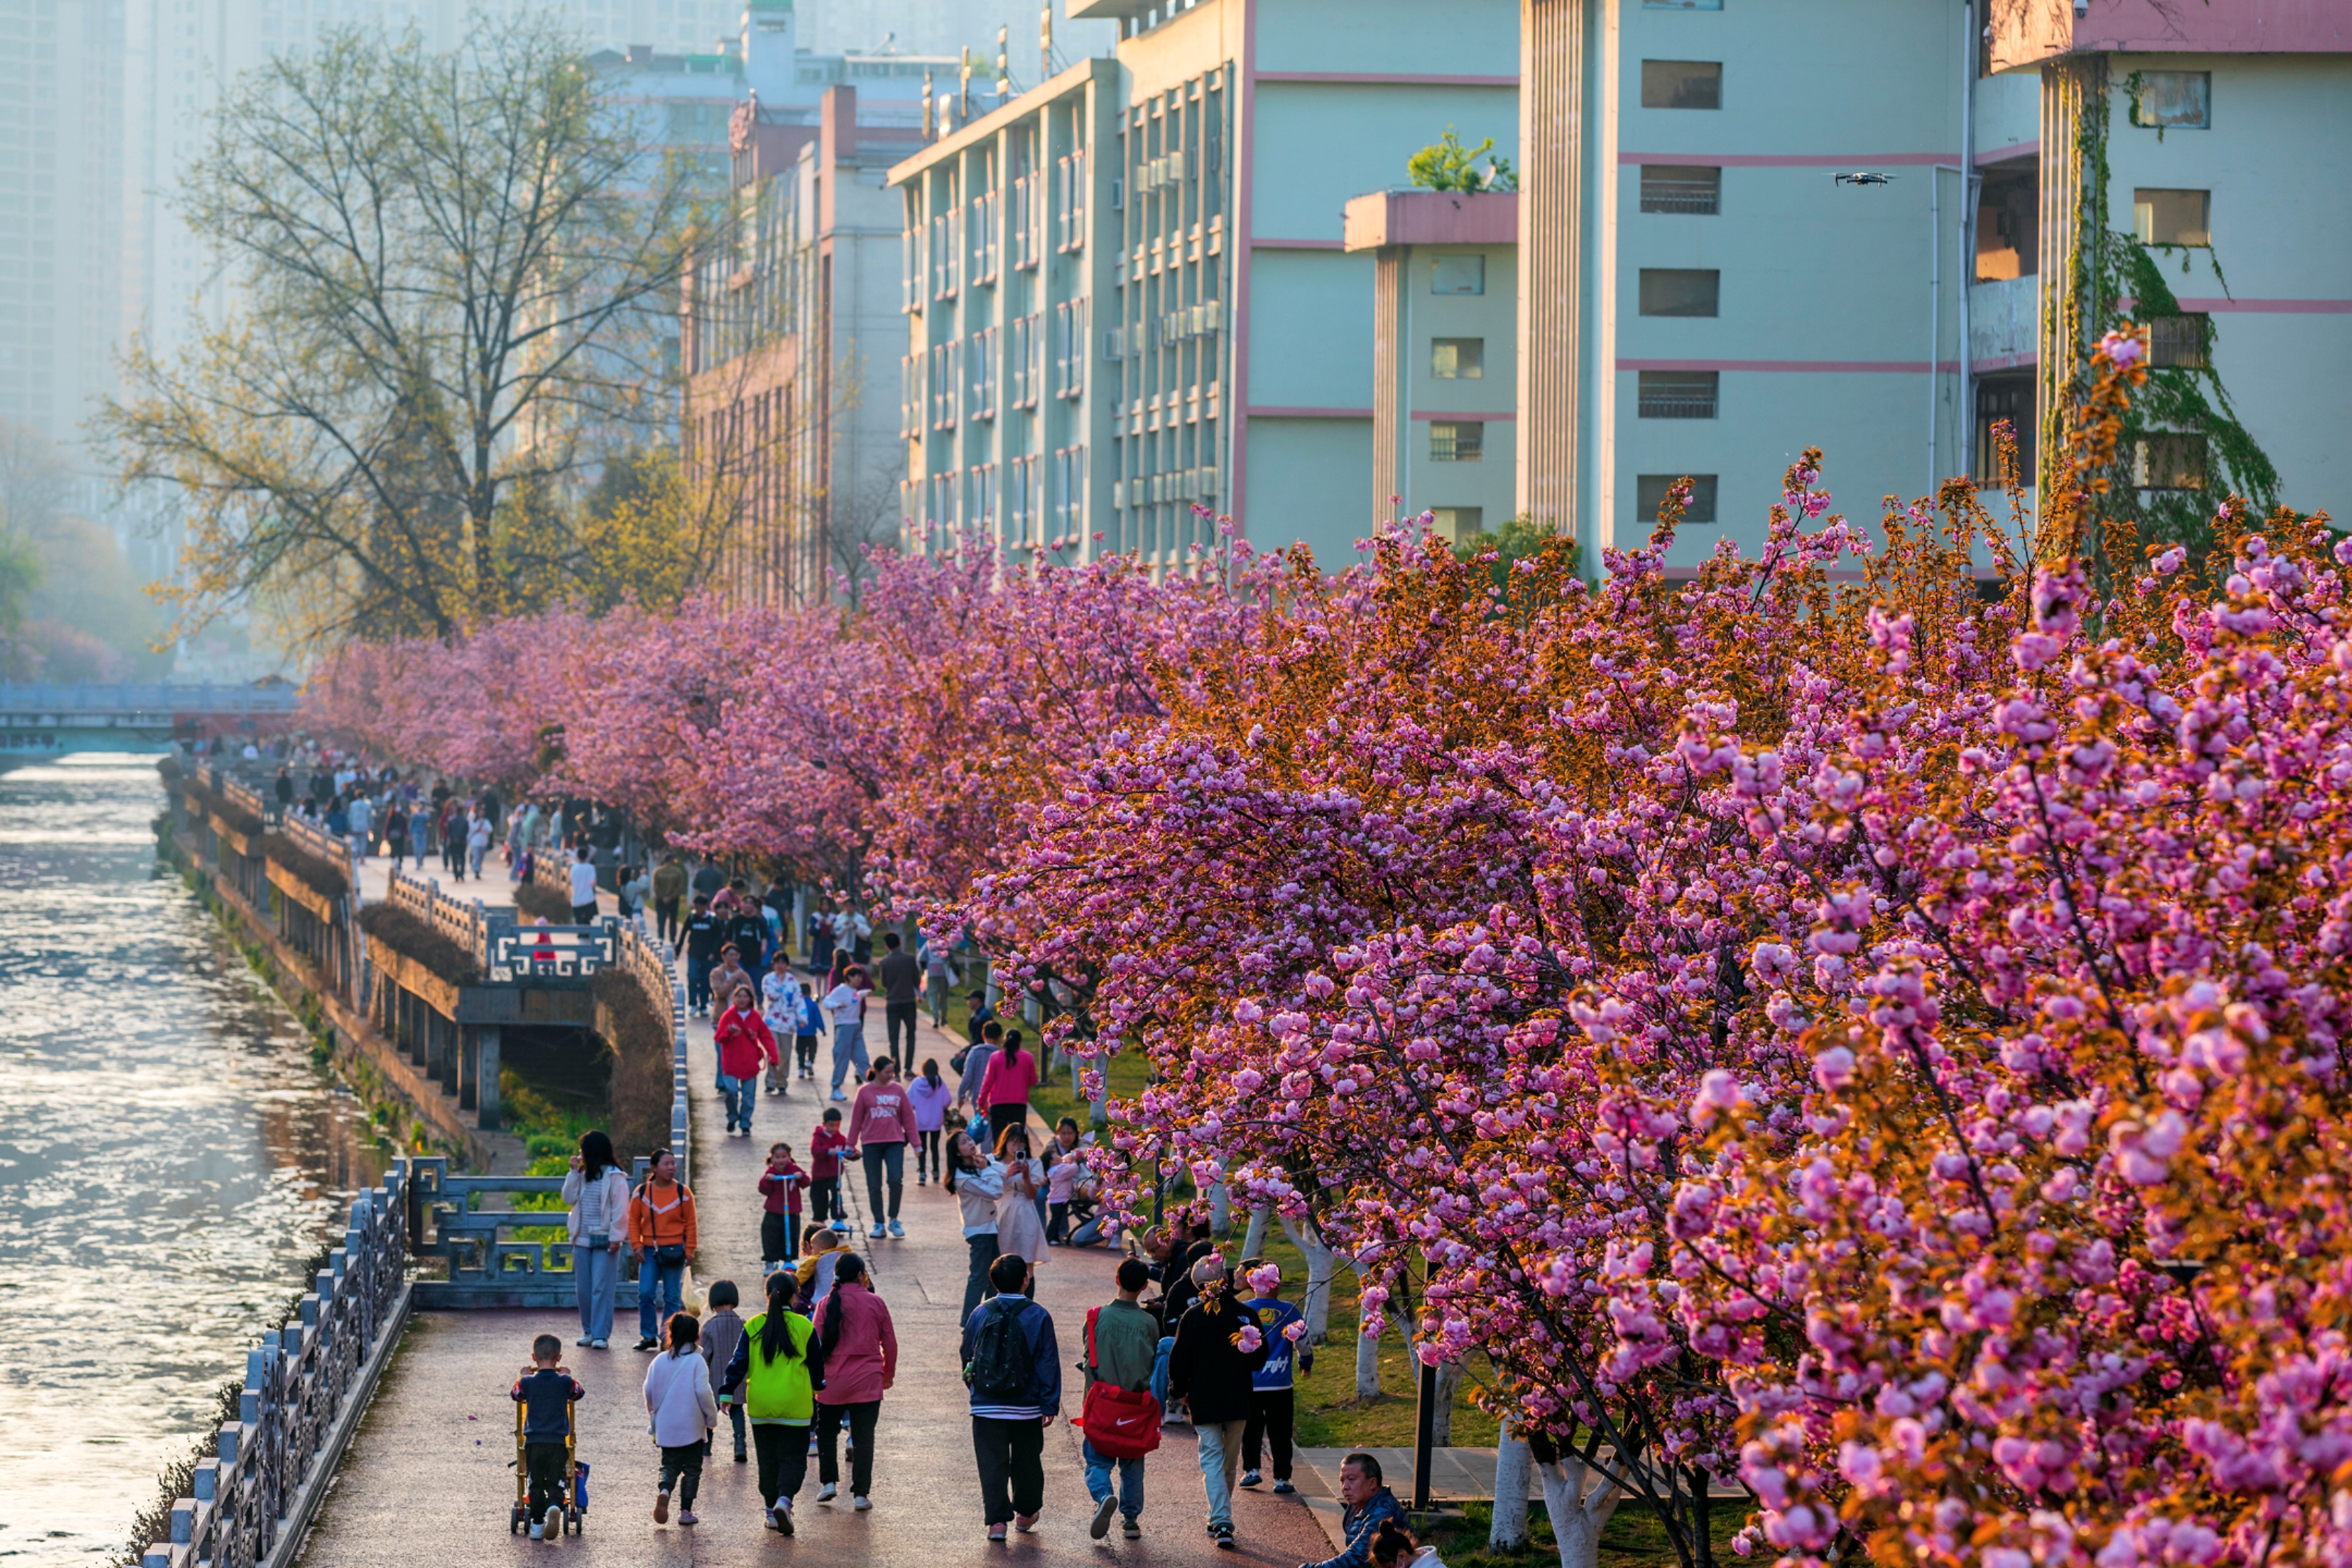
left=1077, top=1306, right=1163, bottom=1460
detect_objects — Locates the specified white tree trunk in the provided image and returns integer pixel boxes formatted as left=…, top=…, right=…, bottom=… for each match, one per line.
left=1354, top=1319, right=1382, bottom=1399
left=1536, top=1457, right=1621, bottom=1568
left=1209, top=1177, right=1231, bottom=1236
left=1490, top=1425, right=1533, bottom=1550
left=1240, top=1205, right=1270, bottom=1259
left=1275, top=1214, right=1337, bottom=1341
left=1430, top=1360, right=1463, bottom=1445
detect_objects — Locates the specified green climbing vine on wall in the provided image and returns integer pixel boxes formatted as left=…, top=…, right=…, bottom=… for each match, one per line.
left=2062, top=62, right=2281, bottom=587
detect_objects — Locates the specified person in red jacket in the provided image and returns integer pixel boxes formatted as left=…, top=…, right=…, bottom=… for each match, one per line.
left=809, top=1109, right=851, bottom=1234
left=759, top=1142, right=809, bottom=1268
left=715, top=983, right=779, bottom=1138
left=845, top=1059, right=914, bottom=1241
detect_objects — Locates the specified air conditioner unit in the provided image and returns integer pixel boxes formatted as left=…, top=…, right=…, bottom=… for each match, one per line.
left=1111, top=479, right=1126, bottom=509
left=1110, top=178, right=1124, bottom=210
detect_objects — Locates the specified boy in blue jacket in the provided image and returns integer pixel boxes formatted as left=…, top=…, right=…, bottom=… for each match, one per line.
left=1237, top=1258, right=1313, bottom=1493
left=510, top=1333, right=586, bottom=1539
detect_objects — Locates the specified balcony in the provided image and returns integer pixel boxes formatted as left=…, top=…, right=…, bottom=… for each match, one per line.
left=1968, top=275, right=2036, bottom=370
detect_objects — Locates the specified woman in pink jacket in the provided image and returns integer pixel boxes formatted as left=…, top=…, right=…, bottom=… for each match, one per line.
left=811, top=1254, right=897, bottom=1511
left=975, top=1031, right=1040, bottom=1147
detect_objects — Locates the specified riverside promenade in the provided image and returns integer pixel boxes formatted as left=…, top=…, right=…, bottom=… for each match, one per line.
left=290, top=1002, right=1336, bottom=1567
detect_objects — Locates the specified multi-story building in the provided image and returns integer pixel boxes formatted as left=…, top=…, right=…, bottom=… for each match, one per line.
left=1343, top=189, right=1520, bottom=540
left=680, top=8, right=936, bottom=606
left=1510, top=0, right=2348, bottom=570
left=890, top=0, right=1520, bottom=570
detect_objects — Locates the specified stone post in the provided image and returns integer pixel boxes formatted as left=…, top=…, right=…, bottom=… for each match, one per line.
left=476, top=1026, right=502, bottom=1130
left=458, top=1024, right=479, bottom=1110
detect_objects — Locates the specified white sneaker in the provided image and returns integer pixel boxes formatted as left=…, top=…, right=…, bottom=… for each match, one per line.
left=869, top=1222, right=886, bottom=1240
left=591, top=1338, right=608, bottom=1350
left=575, top=1336, right=593, bottom=1348
left=853, top=1496, right=872, bottom=1512
left=817, top=1483, right=837, bottom=1503
left=831, top=1090, right=848, bottom=1102
left=528, top=1521, right=545, bottom=1541
left=888, top=1220, right=904, bottom=1238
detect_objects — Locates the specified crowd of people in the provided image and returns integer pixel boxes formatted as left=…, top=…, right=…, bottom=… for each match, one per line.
left=524, top=924, right=1428, bottom=1565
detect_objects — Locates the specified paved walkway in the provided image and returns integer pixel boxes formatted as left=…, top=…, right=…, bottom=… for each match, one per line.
left=295, top=990, right=1332, bottom=1567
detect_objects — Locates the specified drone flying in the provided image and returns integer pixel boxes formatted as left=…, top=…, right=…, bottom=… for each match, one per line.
left=1833, top=171, right=1896, bottom=186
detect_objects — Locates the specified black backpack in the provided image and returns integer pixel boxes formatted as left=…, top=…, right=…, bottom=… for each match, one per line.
left=965, top=1299, right=1032, bottom=1403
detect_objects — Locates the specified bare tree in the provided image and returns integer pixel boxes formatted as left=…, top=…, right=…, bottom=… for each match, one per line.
left=98, top=19, right=712, bottom=649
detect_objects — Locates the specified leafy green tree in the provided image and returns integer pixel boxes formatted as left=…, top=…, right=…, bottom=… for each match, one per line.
left=1408, top=127, right=1517, bottom=193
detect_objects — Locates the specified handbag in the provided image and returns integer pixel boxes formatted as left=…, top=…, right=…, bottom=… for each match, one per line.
left=654, top=1243, right=687, bottom=1266
left=1078, top=1306, right=1163, bottom=1460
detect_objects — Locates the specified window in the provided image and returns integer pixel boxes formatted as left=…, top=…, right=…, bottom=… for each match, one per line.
left=1054, top=444, right=1087, bottom=533
left=1429, top=421, right=1484, bottom=462
left=1638, top=370, right=1718, bottom=419
left=1975, top=166, right=2039, bottom=280
left=971, top=326, right=997, bottom=420
left=2132, top=71, right=2210, bottom=130
left=1974, top=372, right=2037, bottom=489
left=1635, top=474, right=1718, bottom=524
left=2150, top=314, right=2211, bottom=369
left=1054, top=299, right=1089, bottom=397
left=1057, top=150, right=1088, bottom=251
left=1641, top=59, right=1721, bottom=110
left=1639, top=269, right=1720, bottom=317
left=1008, top=456, right=1036, bottom=543
left=2136, top=434, right=2207, bottom=491
left=1644, top=0, right=1721, bottom=8
left=2135, top=188, right=2209, bottom=246
left=969, top=463, right=998, bottom=528
left=1432, top=256, right=1485, bottom=295
left=1430, top=507, right=1483, bottom=540
left=1010, top=313, right=1040, bottom=406
left=930, top=471, right=958, bottom=528
left=1431, top=338, right=1484, bottom=379
left=1640, top=165, right=1720, bottom=215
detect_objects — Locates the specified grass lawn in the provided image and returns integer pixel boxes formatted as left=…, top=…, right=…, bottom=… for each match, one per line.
left=1418, top=1500, right=1749, bottom=1568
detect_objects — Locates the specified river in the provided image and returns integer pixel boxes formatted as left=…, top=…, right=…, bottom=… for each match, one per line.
left=0, top=754, right=385, bottom=1567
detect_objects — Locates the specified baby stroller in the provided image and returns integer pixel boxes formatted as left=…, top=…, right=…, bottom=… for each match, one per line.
left=510, top=1392, right=589, bottom=1534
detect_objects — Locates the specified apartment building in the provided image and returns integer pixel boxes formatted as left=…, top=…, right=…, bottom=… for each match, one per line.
left=890, top=0, right=1520, bottom=570
left=1343, top=190, right=1520, bottom=540
left=1513, top=0, right=2348, bottom=570
left=678, top=0, right=946, bottom=606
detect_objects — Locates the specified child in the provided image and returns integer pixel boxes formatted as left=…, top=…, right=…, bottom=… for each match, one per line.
left=906, top=1058, right=952, bottom=1186
left=793, top=1227, right=850, bottom=1315
left=701, top=1281, right=749, bottom=1464
left=760, top=1143, right=809, bottom=1268
left=1237, top=1258, right=1313, bottom=1493
left=795, top=982, right=822, bottom=1079
left=761, top=955, right=798, bottom=1096
left=643, top=1311, right=718, bottom=1526
left=1043, top=1116, right=1091, bottom=1244
left=808, top=1108, right=850, bottom=1233
left=718, top=1269, right=820, bottom=1534
left=511, top=1332, right=586, bottom=1540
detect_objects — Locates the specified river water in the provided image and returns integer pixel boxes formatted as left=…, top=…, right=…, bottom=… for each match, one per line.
left=0, top=755, right=385, bottom=1567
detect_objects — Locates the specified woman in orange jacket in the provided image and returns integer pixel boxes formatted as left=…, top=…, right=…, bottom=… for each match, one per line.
left=629, top=1148, right=698, bottom=1352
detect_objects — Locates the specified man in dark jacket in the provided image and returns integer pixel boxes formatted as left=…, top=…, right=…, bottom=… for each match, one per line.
left=1298, top=1453, right=1403, bottom=1568
left=683, top=896, right=722, bottom=1017
left=874, top=932, right=923, bottom=1061
left=1165, top=1254, right=1268, bottom=1548
left=962, top=1253, right=1062, bottom=1542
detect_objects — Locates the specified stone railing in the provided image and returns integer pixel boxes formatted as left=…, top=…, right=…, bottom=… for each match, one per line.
left=382, top=866, right=492, bottom=958
left=139, top=1164, right=412, bottom=1568
left=488, top=920, right=617, bottom=981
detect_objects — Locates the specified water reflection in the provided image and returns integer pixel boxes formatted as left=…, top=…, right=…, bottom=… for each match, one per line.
left=0, top=755, right=386, bottom=1565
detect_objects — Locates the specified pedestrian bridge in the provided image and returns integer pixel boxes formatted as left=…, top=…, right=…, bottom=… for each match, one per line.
left=0, top=680, right=300, bottom=756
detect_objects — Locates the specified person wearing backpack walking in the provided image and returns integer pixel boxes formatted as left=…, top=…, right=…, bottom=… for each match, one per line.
left=961, top=1252, right=1062, bottom=1544
left=1080, top=1257, right=1164, bottom=1540
left=718, top=1270, right=823, bottom=1534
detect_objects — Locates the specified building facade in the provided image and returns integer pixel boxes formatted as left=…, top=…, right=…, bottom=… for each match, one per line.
left=1513, top=0, right=2349, bottom=570
left=1343, top=190, right=1520, bottom=540
left=890, top=0, right=1520, bottom=570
